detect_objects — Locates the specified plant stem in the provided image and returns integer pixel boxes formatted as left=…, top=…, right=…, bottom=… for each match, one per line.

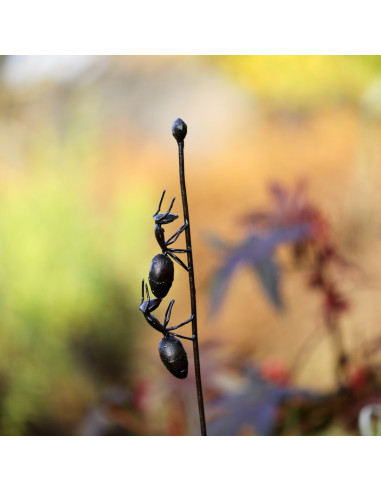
left=172, top=118, right=207, bottom=436
left=328, top=316, right=348, bottom=388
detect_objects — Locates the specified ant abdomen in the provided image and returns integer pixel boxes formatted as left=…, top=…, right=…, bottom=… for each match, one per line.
left=158, top=334, right=188, bottom=379
left=148, top=253, right=174, bottom=298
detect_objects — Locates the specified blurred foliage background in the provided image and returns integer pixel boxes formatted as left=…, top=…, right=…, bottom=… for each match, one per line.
left=0, top=55, right=381, bottom=435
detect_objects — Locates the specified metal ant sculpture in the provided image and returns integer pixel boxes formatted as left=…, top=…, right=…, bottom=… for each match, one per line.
left=139, top=280, right=193, bottom=379
left=148, top=189, right=190, bottom=298
left=139, top=118, right=207, bottom=435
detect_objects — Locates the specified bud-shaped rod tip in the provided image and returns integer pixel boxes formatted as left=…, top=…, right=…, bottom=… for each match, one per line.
left=172, top=118, right=187, bottom=142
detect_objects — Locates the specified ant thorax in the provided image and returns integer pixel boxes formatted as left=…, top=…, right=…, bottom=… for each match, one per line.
left=154, top=223, right=167, bottom=251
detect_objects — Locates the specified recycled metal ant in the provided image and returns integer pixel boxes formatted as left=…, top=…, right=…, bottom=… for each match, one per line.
left=139, top=279, right=193, bottom=379
left=148, top=189, right=190, bottom=298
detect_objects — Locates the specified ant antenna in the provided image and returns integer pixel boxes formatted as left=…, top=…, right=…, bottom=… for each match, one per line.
left=154, top=189, right=166, bottom=216
left=164, top=299, right=175, bottom=328
left=167, top=197, right=175, bottom=214
left=141, top=279, right=145, bottom=303
left=160, top=196, right=176, bottom=221
left=145, top=282, right=151, bottom=303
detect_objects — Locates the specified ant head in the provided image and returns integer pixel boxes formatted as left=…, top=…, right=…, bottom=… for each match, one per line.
left=153, top=190, right=178, bottom=225
left=139, top=279, right=162, bottom=314
left=139, top=297, right=162, bottom=314
left=153, top=212, right=179, bottom=225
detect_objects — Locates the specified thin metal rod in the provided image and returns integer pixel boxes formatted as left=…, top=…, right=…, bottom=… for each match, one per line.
left=173, top=119, right=207, bottom=436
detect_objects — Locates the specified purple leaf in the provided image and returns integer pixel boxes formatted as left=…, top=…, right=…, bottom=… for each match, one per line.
left=252, top=257, right=283, bottom=309
left=209, top=259, right=241, bottom=316
left=207, top=368, right=317, bottom=436
left=203, top=231, right=232, bottom=252
left=209, top=225, right=311, bottom=315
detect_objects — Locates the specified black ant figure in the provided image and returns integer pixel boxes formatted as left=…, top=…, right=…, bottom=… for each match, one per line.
left=148, top=189, right=190, bottom=298
left=139, top=279, right=194, bottom=379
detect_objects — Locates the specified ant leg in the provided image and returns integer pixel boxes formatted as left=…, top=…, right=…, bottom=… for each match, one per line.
left=173, top=333, right=194, bottom=341
left=163, top=299, right=175, bottom=329
left=167, top=314, right=194, bottom=331
left=167, top=248, right=191, bottom=253
left=167, top=252, right=189, bottom=272
left=154, top=190, right=166, bottom=216
left=165, top=220, right=188, bottom=246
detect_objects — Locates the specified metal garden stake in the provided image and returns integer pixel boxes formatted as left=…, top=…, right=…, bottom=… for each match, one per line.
left=139, top=118, right=207, bottom=436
